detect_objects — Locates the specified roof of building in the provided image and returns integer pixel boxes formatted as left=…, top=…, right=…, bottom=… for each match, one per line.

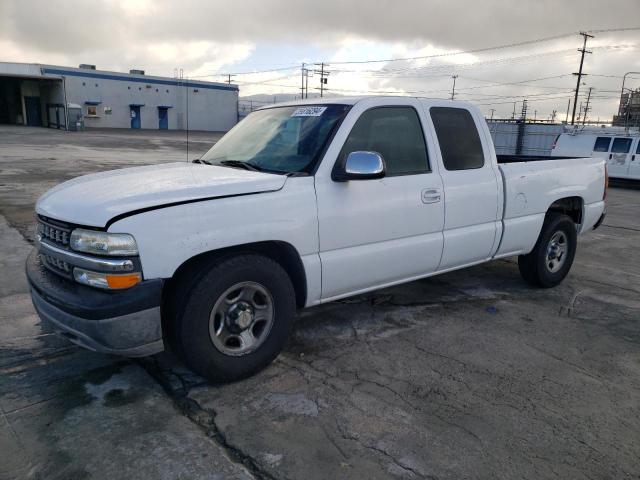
left=0, top=61, right=238, bottom=92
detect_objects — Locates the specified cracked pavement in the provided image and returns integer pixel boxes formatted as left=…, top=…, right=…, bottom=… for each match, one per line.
left=1, top=126, right=639, bottom=479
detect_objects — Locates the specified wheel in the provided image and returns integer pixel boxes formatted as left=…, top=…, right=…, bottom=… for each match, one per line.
left=173, top=254, right=296, bottom=383
left=518, top=213, right=577, bottom=288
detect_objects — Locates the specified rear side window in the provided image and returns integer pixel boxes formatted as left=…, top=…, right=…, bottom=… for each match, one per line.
left=339, top=106, right=429, bottom=176
left=430, top=107, right=484, bottom=170
left=611, top=137, right=632, bottom=154
left=593, top=137, right=611, bottom=152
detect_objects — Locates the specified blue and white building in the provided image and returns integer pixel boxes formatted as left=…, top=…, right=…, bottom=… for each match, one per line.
left=0, top=62, right=239, bottom=131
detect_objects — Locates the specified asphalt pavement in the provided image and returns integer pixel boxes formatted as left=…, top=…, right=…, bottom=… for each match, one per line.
left=1, top=125, right=638, bottom=480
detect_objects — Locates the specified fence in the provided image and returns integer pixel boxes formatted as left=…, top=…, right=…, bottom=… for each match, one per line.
left=487, top=121, right=564, bottom=156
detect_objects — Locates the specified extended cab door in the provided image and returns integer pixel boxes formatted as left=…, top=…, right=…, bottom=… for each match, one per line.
left=315, top=98, right=445, bottom=301
left=426, top=105, right=501, bottom=270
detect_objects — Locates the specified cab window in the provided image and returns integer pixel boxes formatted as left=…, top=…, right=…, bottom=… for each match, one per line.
left=430, top=107, right=485, bottom=170
left=339, top=106, right=430, bottom=176
left=593, top=137, right=611, bottom=152
left=611, top=138, right=632, bottom=154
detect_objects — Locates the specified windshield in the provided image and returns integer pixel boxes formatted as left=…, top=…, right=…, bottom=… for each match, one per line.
left=200, top=104, right=350, bottom=174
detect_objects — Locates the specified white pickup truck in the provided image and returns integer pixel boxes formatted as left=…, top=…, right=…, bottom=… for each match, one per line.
left=27, top=97, right=607, bottom=382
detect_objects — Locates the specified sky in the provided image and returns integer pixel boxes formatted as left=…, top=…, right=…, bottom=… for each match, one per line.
left=1, top=0, right=640, bottom=121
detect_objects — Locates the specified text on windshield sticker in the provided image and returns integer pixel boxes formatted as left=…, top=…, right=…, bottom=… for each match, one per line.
left=291, top=106, right=327, bottom=117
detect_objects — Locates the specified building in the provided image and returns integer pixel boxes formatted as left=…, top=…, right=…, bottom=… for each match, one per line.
left=613, top=88, right=640, bottom=128
left=0, top=62, right=239, bottom=131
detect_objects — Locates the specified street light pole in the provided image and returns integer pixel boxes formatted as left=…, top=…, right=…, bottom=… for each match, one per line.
left=619, top=72, right=640, bottom=116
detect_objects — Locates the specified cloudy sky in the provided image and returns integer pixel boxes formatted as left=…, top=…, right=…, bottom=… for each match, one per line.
left=2, top=0, right=640, bottom=120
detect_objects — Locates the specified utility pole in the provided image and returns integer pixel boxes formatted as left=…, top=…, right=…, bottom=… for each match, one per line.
left=313, top=63, right=329, bottom=98
left=577, top=101, right=583, bottom=124
left=489, top=108, right=495, bottom=121
left=450, top=75, right=458, bottom=100
left=565, top=98, right=571, bottom=123
left=582, top=87, right=593, bottom=125
left=516, top=100, right=528, bottom=155
left=571, top=31, right=594, bottom=125
left=520, top=100, right=528, bottom=121
left=511, top=101, right=516, bottom=120
left=534, top=110, right=537, bottom=122
left=226, top=74, right=235, bottom=84
left=300, top=63, right=305, bottom=99
left=551, top=110, right=557, bottom=123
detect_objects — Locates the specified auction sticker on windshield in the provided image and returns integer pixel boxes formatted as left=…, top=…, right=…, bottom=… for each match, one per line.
left=291, top=106, right=327, bottom=117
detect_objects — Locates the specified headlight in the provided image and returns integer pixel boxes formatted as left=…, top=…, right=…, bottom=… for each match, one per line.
left=73, top=268, right=142, bottom=290
left=70, top=229, right=138, bottom=256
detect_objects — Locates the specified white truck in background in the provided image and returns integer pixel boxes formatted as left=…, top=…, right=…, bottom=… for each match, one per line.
left=27, top=96, right=607, bottom=382
left=552, top=128, right=640, bottom=180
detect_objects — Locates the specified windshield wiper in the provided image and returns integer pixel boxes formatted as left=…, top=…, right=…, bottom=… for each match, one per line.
left=192, top=158, right=212, bottom=165
left=219, top=159, right=263, bottom=172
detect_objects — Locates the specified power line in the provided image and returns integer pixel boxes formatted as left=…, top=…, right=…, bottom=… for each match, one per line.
left=316, top=27, right=640, bottom=66
left=322, top=32, right=579, bottom=65
left=186, top=27, right=640, bottom=80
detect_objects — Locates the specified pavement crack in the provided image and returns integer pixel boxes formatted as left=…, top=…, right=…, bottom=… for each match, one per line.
left=601, top=223, right=640, bottom=233
left=335, top=424, right=433, bottom=480
left=523, top=343, right=603, bottom=383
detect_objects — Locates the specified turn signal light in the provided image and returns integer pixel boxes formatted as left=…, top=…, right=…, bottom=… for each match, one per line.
left=74, top=268, right=142, bottom=290
left=106, top=273, right=142, bottom=289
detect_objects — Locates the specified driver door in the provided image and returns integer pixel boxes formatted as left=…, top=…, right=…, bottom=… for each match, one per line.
left=314, top=100, right=445, bottom=301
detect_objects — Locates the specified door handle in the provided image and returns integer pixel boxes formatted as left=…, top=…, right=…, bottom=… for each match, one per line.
left=609, top=153, right=613, bottom=159
left=632, top=155, right=636, bottom=161
left=421, top=188, right=441, bottom=204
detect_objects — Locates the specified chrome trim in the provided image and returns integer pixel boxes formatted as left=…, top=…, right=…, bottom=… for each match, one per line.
left=38, top=239, right=135, bottom=272
left=345, top=151, right=385, bottom=176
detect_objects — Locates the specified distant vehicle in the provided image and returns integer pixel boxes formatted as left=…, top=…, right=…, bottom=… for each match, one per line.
left=27, top=97, right=607, bottom=382
left=552, top=129, right=640, bottom=180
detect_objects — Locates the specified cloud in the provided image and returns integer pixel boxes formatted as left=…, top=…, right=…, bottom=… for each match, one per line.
left=1, top=0, right=639, bottom=119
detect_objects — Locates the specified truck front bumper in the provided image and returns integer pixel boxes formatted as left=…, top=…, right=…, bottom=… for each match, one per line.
left=26, top=250, right=164, bottom=357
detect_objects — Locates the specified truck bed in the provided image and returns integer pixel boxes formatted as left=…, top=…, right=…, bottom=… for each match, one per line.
left=494, top=156, right=606, bottom=258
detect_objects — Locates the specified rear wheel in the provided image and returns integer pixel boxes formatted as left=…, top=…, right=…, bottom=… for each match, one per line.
left=173, top=254, right=296, bottom=383
left=518, top=213, right=577, bottom=288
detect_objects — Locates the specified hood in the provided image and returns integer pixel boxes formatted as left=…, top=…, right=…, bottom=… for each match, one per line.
left=36, top=162, right=287, bottom=227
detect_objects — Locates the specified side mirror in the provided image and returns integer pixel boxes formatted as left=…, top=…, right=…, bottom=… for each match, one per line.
left=332, top=151, right=386, bottom=182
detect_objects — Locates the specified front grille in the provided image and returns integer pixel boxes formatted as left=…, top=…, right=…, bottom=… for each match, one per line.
left=37, top=217, right=71, bottom=247
left=40, top=253, right=72, bottom=278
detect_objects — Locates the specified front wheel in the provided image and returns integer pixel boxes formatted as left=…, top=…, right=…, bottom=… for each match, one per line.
left=174, top=254, right=296, bottom=383
left=518, top=213, right=577, bottom=288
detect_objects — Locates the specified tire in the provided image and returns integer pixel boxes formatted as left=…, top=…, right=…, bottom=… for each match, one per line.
left=518, top=213, right=577, bottom=288
left=173, top=254, right=296, bottom=383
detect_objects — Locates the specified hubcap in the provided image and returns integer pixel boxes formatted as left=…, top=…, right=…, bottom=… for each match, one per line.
left=209, top=281, right=274, bottom=356
left=546, top=231, right=568, bottom=273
